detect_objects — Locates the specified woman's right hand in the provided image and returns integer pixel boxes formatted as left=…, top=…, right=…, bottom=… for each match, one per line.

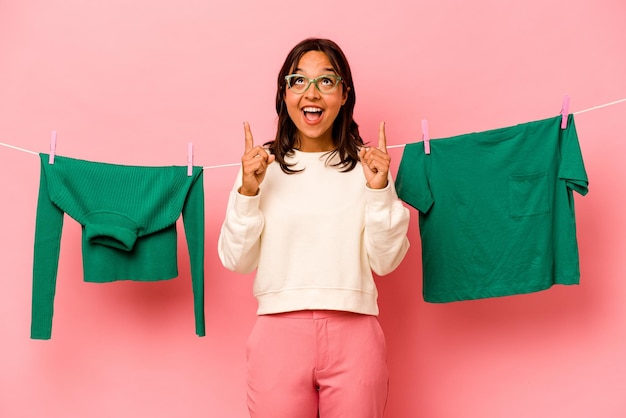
left=239, top=122, right=275, bottom=196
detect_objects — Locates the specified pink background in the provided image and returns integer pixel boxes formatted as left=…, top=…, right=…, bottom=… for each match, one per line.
left=1, top=1, right=625, bottom=417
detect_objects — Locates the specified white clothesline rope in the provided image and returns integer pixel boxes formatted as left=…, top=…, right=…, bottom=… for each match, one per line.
left=0, top=142, right=39, bottom=156
left=2, top=97, right=625, bottom=169
left=381, top=98, right=626, bottom=151
left=571, top=97, right=626, bottom=115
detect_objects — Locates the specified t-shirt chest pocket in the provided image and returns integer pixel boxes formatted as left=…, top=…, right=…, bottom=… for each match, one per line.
left=508, top=171, right=551, bottom=218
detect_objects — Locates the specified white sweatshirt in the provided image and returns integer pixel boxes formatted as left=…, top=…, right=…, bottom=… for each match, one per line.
left=218, top=149, right=410, bottom=315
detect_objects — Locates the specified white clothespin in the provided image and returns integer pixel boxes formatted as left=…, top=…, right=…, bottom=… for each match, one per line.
left=422, top=119, right=430, bottom=154
left=560, top=95, right=570, bottom=129
left=49, top=130, right=57, bottom=164
left=187, top=142, right=193, bottom=176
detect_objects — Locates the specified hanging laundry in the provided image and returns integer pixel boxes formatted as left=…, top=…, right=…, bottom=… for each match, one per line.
left=31, top=154, right=205, bottom=339
left=395, top=115, right=588, bottom=303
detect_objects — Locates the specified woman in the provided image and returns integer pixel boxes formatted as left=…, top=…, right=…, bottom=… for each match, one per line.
left=218, top=38, right=410, bottom=418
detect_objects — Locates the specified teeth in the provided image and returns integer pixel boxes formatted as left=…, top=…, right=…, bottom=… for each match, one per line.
left=303, top=107, right=322, bottom=113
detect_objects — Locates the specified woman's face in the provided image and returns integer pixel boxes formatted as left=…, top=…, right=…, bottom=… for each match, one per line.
left=284, top=51, right=348, bottom=152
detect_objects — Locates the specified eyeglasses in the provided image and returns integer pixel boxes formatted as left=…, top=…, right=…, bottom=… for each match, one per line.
left=284, top=74, right=343, bottom=95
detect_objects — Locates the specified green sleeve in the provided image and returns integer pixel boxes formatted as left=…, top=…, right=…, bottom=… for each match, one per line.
left=395, top=142, right=434, bottom=213
left=558, top=114, right=589, bottom=196
left=31, top=155, right=65, bottom=339
left=182, top=168, right=206, bottom=337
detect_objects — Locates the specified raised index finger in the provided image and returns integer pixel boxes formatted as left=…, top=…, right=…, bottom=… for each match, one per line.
left=243, top=121, right=254, bottom=153
left=378, top=121, right=387, bottom=153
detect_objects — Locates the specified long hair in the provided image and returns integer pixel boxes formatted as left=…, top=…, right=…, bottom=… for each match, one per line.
left=266, top=38, right=363, bottom=173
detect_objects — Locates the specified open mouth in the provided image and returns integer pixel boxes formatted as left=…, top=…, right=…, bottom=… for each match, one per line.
left=303, top=107, right=323, bottom=122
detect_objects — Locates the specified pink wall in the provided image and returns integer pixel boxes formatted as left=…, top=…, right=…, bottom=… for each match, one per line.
left=1, top=1, right=625, bottom=416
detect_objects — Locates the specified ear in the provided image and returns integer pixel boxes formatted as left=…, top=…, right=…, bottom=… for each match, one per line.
left=342, top=86, right=350, bottom=105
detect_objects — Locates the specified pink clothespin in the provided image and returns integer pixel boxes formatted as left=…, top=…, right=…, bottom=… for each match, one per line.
left=187, top=142, right=193, bottom=176
left=560, top=95, right=570, bottom=129
left=422, top=119, right=430, bottom=154
left=48, top=130, right=57, bottom=164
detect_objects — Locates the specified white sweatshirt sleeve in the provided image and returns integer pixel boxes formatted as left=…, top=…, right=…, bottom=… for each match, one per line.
left=363, top=176, right=411, bottom=276
left=217, top=176, right=264, bottom=274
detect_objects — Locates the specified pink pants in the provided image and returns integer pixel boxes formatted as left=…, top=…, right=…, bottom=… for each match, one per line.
left=245, top=310, right=389, bottom=418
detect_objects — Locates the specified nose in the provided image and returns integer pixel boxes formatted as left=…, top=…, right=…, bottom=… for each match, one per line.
left=304, top=81, right=321, bottom=99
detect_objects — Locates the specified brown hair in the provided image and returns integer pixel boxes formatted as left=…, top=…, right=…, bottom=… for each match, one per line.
left=266, top=38, right=363, bottom=173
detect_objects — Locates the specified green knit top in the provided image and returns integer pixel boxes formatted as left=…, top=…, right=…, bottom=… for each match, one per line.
left=31, top=154, right=205, bottom=339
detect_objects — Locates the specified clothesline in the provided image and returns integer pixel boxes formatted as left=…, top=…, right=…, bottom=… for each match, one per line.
left=2, top=97, right=625, bottom=169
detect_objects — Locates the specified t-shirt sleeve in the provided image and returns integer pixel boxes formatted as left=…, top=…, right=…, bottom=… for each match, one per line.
left=394, top=142, right=434, bottom=213
left=558, top=114, right=589, bottom=196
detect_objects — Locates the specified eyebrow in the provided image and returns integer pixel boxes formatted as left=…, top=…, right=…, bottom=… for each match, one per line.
left=294, top=67, right=337, bottom=74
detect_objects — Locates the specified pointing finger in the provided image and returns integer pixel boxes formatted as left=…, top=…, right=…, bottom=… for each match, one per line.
left=378, top=121, right=387, bottom=153
left=243, top=121, right=254, bottom=153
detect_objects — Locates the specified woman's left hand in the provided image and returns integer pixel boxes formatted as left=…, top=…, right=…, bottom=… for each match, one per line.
left=359, top=121, right=390, bottom=189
